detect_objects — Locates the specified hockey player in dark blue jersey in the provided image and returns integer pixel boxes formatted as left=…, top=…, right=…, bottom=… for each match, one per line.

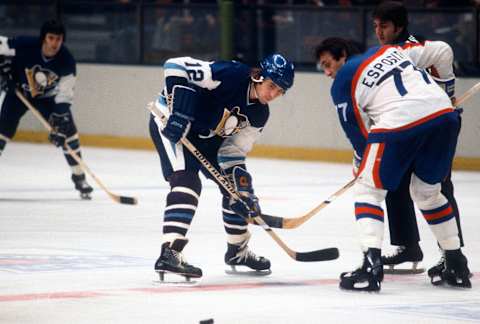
left=149, top=53, right=294, bottom=281
left=0, top=20, right=93, bottom=199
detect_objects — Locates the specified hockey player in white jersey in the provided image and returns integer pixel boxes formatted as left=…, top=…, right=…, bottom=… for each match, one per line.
left=372, top=1, right=465, bottom=278
left=315, top=37, right=471, bottom=291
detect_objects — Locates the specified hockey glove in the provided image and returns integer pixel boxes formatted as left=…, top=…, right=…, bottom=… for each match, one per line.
left=161, top=85, right=197, bottom=144
left=48, top=113, right=73, bottom=147
left=229, top=166, right=261, bottom=220
left=352, top=150, right=361, bottom=177
left=161, top=112, right=192, bottom=144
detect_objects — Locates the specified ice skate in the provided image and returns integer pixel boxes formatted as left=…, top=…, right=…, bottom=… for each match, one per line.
left=71, top=173, right=93, bottom=200
left=382, top=244, right=424, bottom=274
left=427, top=251, right=446, bottom=285
left=154, top=239, right=202, bottom=283
left=340, top=248, right=383, bottom=292
left=430, top=249, right=472, bottom=288
left=224, top=241, right=271, bottom=276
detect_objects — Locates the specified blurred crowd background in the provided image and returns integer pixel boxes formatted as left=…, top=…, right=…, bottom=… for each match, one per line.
left=2, top=0, right=480, bottom=75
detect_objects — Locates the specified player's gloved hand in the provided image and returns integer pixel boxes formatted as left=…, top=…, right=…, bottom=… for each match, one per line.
left=352, top=150, right=361, bottom=177
left=48, top=130, right=67, bottom=147
left=161, top=112, right=192, bottom=144
left=229, top=166, right=261, bottom=220
left=48, top=113, right=72, bottom=147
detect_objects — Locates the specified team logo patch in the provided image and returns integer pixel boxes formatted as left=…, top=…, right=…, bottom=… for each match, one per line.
left=24, top=65, right=58, bottom=98
left=214, top=106, right=250, bottom=137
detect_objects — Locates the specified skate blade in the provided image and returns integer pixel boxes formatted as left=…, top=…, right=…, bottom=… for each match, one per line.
left=225, top=268, right=272, bottom=277
left=154, top=270, right=201, bottom=285
left=384, top=267, right=425, bottom=275
left=80, top=193, right=92, bottom=200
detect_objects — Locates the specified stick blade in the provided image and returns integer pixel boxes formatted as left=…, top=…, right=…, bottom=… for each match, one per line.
left=295, top=247, right=339, bottom=262
left=118, top=196, right=138, bottom=205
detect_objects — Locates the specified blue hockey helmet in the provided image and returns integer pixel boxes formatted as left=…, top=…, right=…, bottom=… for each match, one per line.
left=259, top=53, right=295, bottom=91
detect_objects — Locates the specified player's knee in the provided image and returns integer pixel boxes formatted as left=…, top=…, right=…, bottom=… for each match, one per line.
left=169, top=170, right=202, bottom=196
left=354, top=181, right=386, bottom=206
left=410, top=174, right=443, bottom=209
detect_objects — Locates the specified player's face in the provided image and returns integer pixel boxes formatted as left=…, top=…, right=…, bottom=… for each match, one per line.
left=373, top=19, right=403, bottom=45
left=254, top=79, right=285, bottom=104
left=317, top=52, right=345, bottom=79
left=42, top=33, right=64, bottom=58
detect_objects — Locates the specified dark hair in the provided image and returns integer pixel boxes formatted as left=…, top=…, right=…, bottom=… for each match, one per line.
left=315, top=37, right=361, bottom=61
left=372, top=1, right=408, bottom=29
left=40, top=19, right=66, bottom=42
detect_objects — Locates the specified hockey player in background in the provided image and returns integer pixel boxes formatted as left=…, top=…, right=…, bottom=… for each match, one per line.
left=149, top=53, right=294, bottom=280
left=372, top=1, right=465, bottom=280
left=0, top=20, right=93, bottom=199
left=315, top=37, right=471, bottom=291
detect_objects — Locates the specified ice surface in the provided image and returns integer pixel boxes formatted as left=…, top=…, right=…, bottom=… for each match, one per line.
left=1, top=143, right=479, bottom=324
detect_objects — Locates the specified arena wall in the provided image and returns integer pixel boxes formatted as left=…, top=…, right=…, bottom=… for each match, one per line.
left=15, top=63, right=480, bottom=170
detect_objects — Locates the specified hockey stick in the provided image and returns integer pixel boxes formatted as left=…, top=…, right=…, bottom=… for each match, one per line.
left=259, top=178, right=356, bottom=229
left=256, top=81, right=480, bottom=230
left=147, top=102, right=339, bottom=262
left=15, top=89, right=137, bottom=205
left=455, top=81, right=480, bottom=107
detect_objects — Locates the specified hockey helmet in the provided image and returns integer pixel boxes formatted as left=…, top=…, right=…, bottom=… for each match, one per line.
left=259, top=53, right=294, bottom=92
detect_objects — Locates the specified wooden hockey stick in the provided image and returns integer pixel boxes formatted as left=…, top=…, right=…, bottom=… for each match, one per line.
left=15, top=89, right=137, bottom=205
left=148, top=102, right=339, bottom=262
left=256, top=81, right=480, bottom=229
left=259, top=178, right=356, bottom=229
left=454, top=81, right=480, bottom=107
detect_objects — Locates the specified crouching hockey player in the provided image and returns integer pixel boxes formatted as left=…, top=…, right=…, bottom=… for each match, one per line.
left=149, top=53, right=294, bottom=281
left=315, top=37, right=471, bottom=292
left=0, top=20, right=92, bottom=199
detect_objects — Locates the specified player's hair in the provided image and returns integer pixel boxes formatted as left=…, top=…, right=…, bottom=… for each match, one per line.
left=40, top=19, right=66, bottom=42
left=315, top=37, right=361, bottom=61
left=372, top=1, right=408, bottom=29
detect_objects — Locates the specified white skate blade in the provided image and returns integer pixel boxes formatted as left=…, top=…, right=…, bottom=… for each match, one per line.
left=225, top=266, right=272, bottom=277
left=384, top=263, right=425, bottom=275
left=154, top=270, right=201, bottom=285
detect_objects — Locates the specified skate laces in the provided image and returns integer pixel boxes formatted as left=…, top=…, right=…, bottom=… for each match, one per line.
left=171, top=249, right=188, bottom=265
left=235, top=246, right=259, bottom=263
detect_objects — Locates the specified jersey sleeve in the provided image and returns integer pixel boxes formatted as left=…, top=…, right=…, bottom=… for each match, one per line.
left=0, top=36, right=15, bottom=56
left=331, top=68, right=370, bottom=159
left=163, top=56, right=221, bottom=93
left=217, top=125, right=262, bottom=171
left=53, top=48, right=77, bottom=113
left=401, top=41, right=454, bottom=82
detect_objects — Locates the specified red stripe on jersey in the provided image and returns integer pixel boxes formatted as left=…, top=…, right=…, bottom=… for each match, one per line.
left=373, top=143, right=385, bottom=189
left=357, top=143, right=371, bottom=176
left=351, top=46, right=393, bottom=139
left=399, top=43, right=423, bottom=49
left=370, top=108, right=454, bottom=133
left=355, top=206, right=384, bottom=217
left=423, top=206, right=453, bottom=221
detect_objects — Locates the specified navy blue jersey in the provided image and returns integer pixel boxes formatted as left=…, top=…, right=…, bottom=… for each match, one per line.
left=154, top=57, right=270, bottom=171
left=0, top=35, right=76, bottom=113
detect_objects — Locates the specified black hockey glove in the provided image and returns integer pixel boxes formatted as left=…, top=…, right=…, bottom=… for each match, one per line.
left=161, top=112, right=192, bottom=144
left=48, top=113, right=72, bottom=147
left=229, top=166, right=261, bottom=220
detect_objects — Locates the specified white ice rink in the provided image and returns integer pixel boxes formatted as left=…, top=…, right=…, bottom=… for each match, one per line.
left=1, top=142, right=479, bottom=324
